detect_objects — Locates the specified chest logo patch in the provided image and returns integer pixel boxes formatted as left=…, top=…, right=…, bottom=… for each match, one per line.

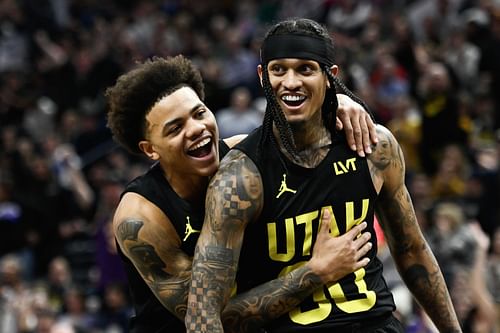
left=183, top=216, right=200, bottom=241
left=333, top=157, right=357, bottom=175
left=276, top=174, right=297, bottom=198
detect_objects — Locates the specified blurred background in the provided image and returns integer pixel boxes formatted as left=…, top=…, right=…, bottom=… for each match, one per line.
left=0, top=0, right=499, bottom=332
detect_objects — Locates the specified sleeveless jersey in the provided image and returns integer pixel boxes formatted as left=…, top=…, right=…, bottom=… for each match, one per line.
left=117, top=140, right=230, bottom=333
left=233, top=128, right=395, bottom=332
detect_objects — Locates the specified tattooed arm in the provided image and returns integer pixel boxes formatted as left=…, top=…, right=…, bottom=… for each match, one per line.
left=220, top=208, right=372, bottom=333
left=368, top=125, right=462, bottom=333
left=185, top=149, right=372, bottom=332
left=113, top=192, right=193, bottom=319
left=185, top=150, right=262, bottom=332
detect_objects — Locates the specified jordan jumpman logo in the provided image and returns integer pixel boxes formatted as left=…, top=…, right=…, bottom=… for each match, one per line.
left=183, top=216, right=200, bottom=241
left=276, top=174, right=297, bottom=198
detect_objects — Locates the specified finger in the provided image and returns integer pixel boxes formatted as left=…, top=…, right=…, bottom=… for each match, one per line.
left=345, top=221, right=367, bottom=240
left=353, top=231, right=372, bottom=250
left=341, top=116, right=356, bottom=152
left=335, top=116, right=343, bottom=130
left=318, top=209, right=331, bottom=235
left=366, top=114, right=378, bottom=145
left=351, top=114, right=364, bottom=157
left=354, top=257, right=371, bottom=270
left=358, top=242, right=373, bottom=258
left=359, top=114, right=372, bottom=155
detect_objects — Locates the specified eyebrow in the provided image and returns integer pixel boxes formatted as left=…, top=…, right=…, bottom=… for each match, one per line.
left=161, top=103, right=205, bottom=135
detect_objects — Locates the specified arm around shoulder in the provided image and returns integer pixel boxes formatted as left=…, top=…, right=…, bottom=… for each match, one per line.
left=186, top=149, right=263, bottom=332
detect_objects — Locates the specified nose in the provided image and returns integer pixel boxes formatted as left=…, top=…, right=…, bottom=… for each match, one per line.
left=185, top=118, right=206, bottom=138
left=282, top=70, right=302, bottom=90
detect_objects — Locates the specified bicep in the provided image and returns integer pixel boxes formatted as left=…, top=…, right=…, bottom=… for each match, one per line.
left=370, top=125, right=424, bottom=255
left=114, top=198, right=192, bottom=318
left=192, top=150, right=263, bottom=303
left=198, top=150, right=263, bottom=251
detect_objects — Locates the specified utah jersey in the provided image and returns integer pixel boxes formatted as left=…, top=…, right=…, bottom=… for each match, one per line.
left=117, top=140, right=230, bottom=333
left=233, top=128, right=395, bottom=332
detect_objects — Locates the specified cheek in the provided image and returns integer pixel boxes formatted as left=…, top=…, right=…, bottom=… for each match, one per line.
left=267, top=76, right=280, bottom=91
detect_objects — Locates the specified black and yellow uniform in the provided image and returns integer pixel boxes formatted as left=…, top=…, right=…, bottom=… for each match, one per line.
left=234, top=128, right=396, bottom=332
left=117, top=140, right=230, bottom=333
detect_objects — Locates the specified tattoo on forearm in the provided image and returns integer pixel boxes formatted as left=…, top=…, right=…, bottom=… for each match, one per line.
left=378, top=188, right=416, bottom=255
left=221, top=265, right=323, bottom=332
left=404, top=264, right=461, bottom=332
left=188, top=245, right=236, bottom=332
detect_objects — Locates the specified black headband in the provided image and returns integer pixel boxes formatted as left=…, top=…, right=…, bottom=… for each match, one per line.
left=260, top=34, right=334, bottom=67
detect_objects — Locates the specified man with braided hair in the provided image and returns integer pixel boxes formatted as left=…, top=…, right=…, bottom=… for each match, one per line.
left=106, top=54, right=378, bottom=332
left=186, top=18, right=462, bottom=332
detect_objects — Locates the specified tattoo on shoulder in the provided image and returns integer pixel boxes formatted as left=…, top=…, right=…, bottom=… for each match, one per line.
left=368, top=125, right=404, bottom=176
left=206, top=150, right=263, bottom=234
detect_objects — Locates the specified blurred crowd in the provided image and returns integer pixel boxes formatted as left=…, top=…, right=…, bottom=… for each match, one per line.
left=0, top=0, right=499, bottom=332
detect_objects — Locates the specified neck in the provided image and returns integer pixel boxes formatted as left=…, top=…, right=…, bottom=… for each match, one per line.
left=273, top=113, right=332, bottom=168
left=163, top=167, right=209, bottom=203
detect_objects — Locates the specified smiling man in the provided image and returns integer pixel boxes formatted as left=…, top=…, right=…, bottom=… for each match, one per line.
left=186, top=18, right=462, bottom=333
left=105, top=55, right=377, bottom=332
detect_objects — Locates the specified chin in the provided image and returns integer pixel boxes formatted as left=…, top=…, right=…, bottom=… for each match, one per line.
left=199, top=162, right=219, bottom=177
left=287, top=118, right=308, bottom=129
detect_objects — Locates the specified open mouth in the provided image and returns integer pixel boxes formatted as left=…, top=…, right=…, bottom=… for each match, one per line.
left=187, top=137, right=213, bottom=158
left=281, top=95, right=306, bottom=107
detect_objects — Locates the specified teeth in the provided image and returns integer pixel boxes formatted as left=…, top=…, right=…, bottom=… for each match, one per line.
left=282, top=95, right=305, bottom=102
left=190, top=138, right=211, bottom=151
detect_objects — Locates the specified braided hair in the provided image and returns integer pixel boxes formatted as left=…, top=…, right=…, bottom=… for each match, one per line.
left=259, top=18, right=371, bottom=162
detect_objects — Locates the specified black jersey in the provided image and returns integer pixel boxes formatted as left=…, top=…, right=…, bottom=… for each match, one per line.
left=233, top=128, right=395, bottom=332
left=117, top=140, right=230, bottom=333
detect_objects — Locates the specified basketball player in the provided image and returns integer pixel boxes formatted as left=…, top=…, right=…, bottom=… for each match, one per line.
left=186, top=18, right=462, bottom=333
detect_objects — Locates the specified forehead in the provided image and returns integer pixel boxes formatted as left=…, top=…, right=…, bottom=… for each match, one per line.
left=148, top=86, right=201, bottom=120
left=155, top=86, right=200, bottom=109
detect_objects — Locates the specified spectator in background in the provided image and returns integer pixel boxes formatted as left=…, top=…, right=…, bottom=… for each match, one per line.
left=425, top=202, right=496, bottom=331
left=386, top=94, right=421, bottom=174
left=96, top=283, right=132, bottom=333
left=0, top=254, right=35, bottom=332
left=326, top=0, right=373, bottom=37
left=46, top=256, right=72, bottom=314
left=430, top=144, right=470, bottom=200
left=417, top=61, right=469, bottom=175
left=0, top=173, right=34, bottom=275
left=216, top=86, right=263, bottom=139
left=369, top=52, right=410, bottom=123
left=460, top=222, right=496, bottom=333
left=479, top=8, right=500, bottom=132
left=487, top=226, right=500, bottom=333
left=58, top=286, right=98, bottom=332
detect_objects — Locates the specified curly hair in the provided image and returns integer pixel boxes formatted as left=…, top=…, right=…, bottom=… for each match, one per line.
left=105, top=55, right=205, bottom=155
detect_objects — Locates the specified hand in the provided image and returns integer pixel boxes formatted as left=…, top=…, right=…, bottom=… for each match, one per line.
left=336, top=94, right=378, bottom=157
left=307, top=210, right=372, bottom=284
left=469, top=221, right=490, bottom=252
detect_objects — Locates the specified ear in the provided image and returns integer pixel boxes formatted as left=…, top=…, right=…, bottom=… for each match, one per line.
left=326, top=65, right=339, bottom=88
left=257, top=64, right=264, bottom=87
left=138, top=140, right=160, bottom=161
